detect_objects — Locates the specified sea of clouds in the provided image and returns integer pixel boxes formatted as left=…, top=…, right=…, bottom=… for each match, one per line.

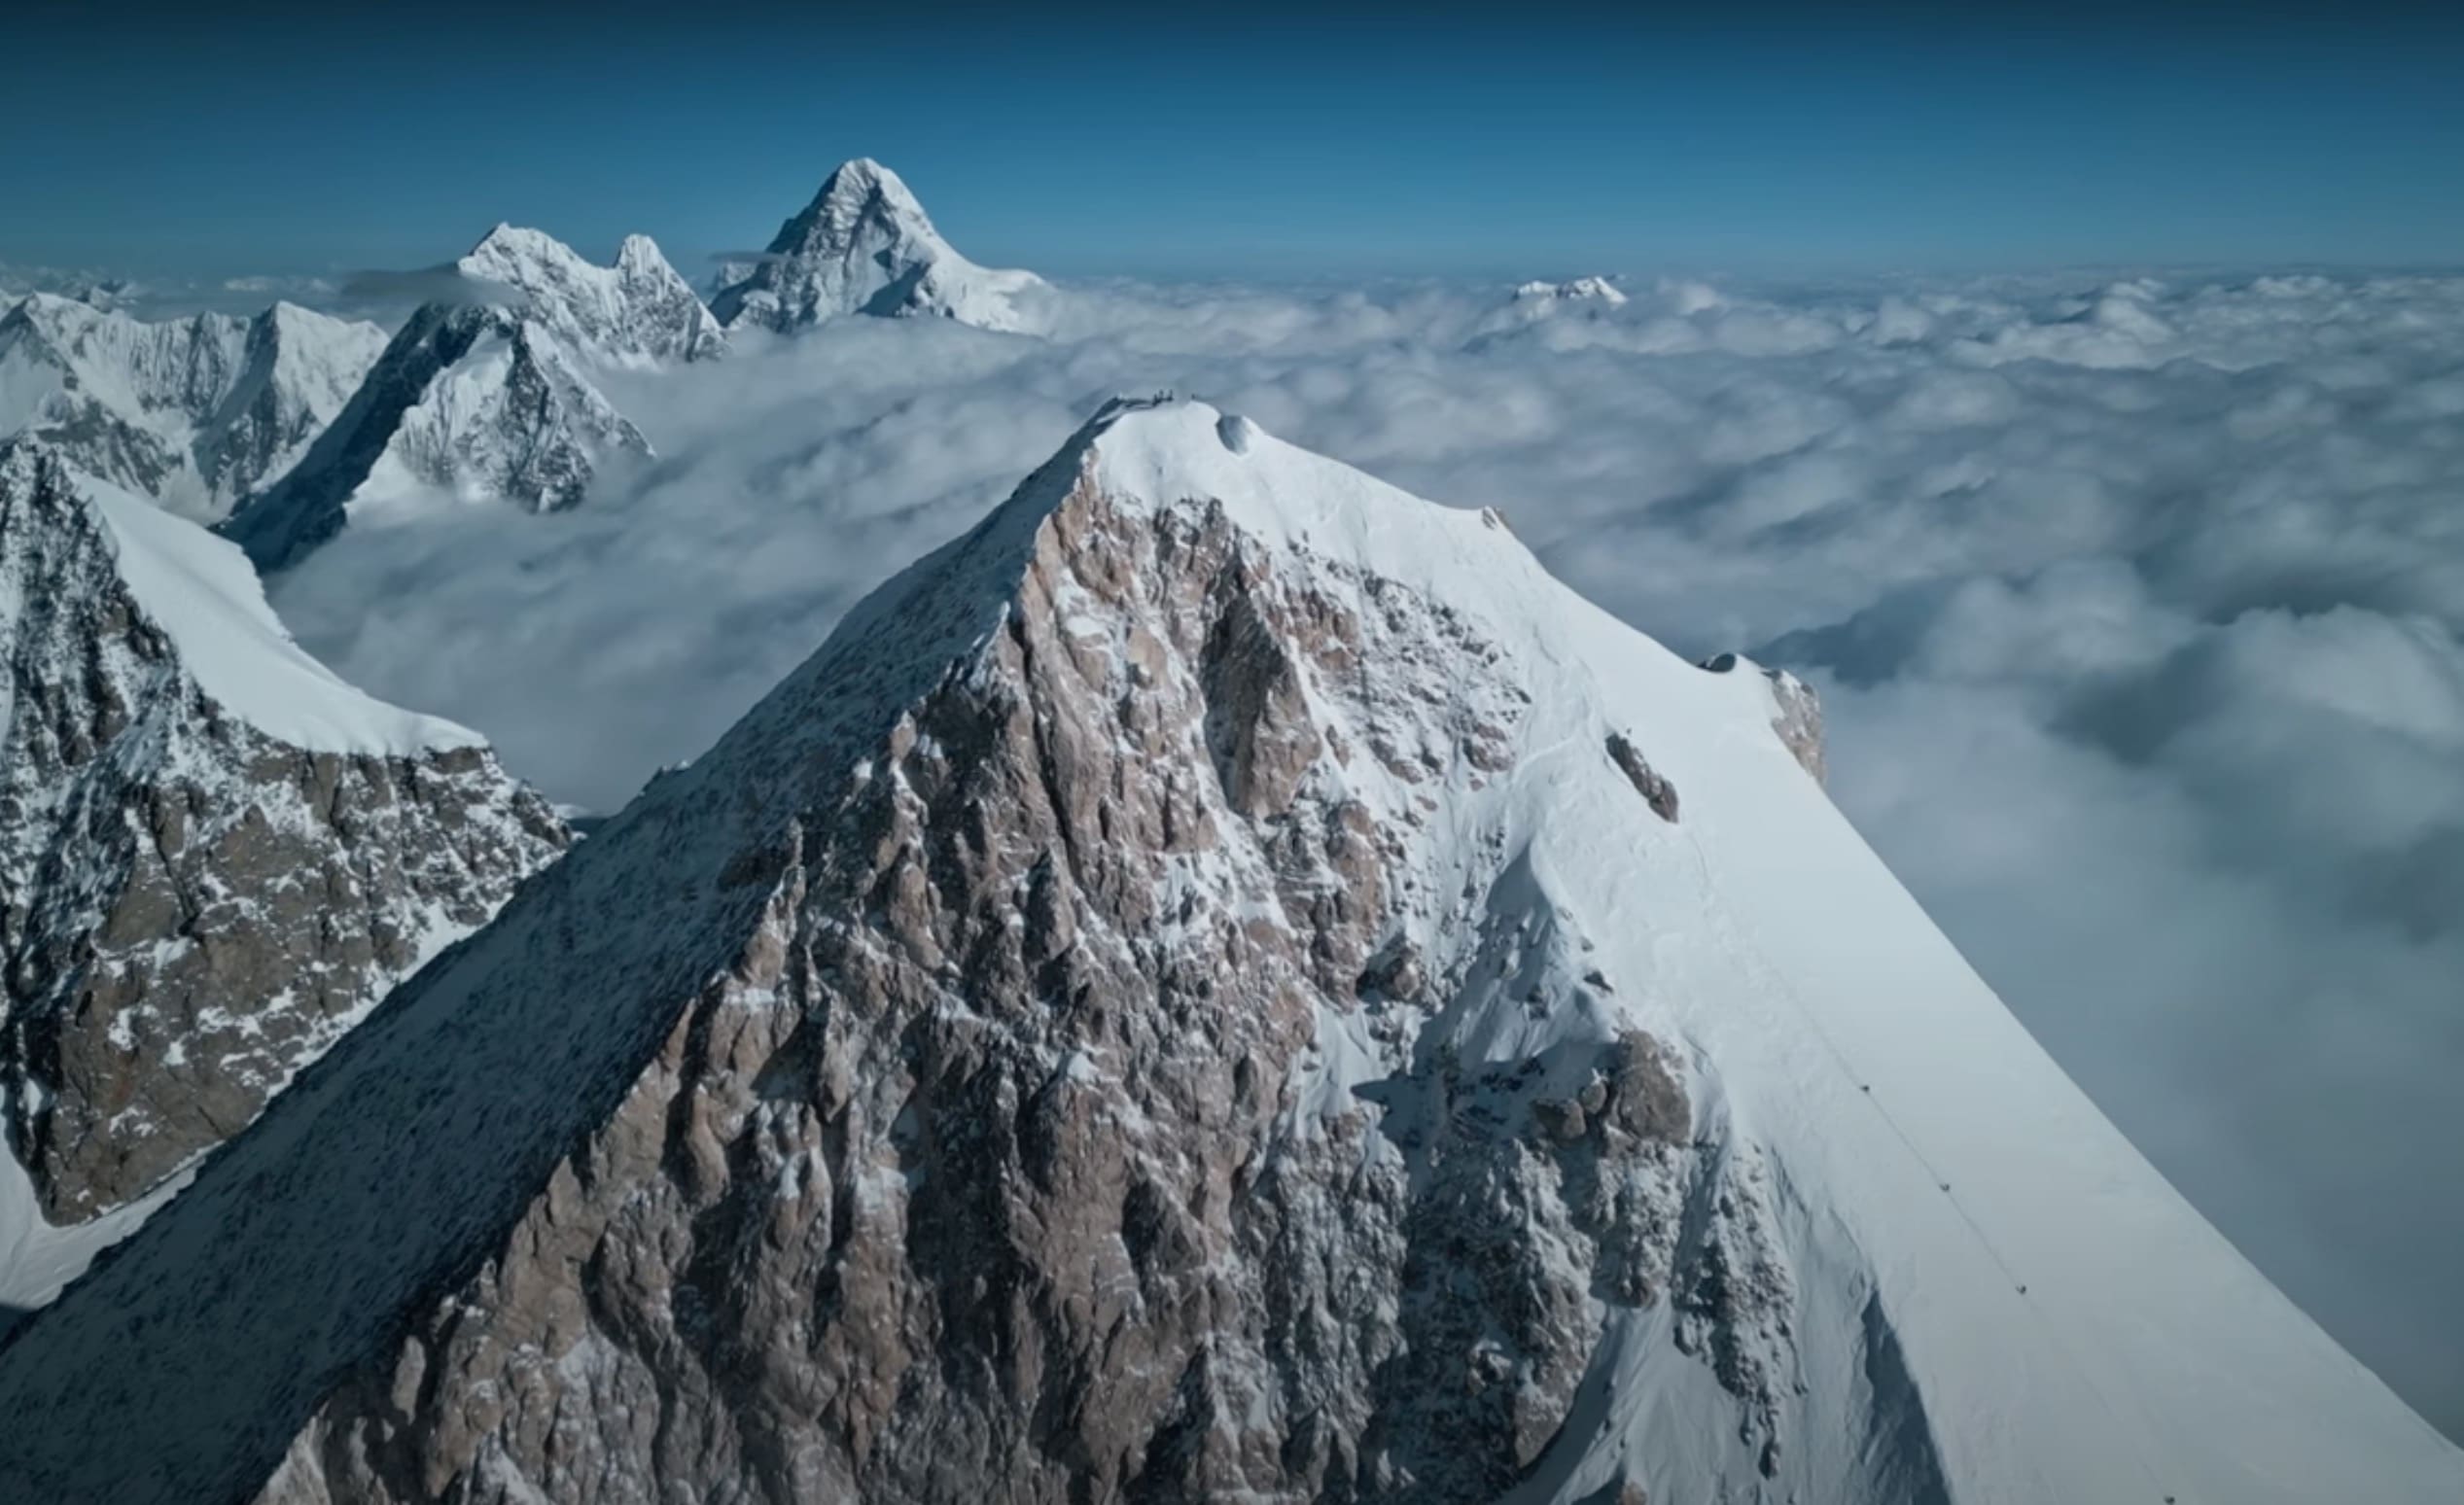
left=264, top=267, right=2464, bottom=1438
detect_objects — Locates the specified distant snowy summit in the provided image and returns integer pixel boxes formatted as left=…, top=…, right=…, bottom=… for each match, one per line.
left=221, top=226, right=715, bottom=572
left=458, top=224, right=726, bottom=368
left=712, top=158, right=1049, bottom=335
left=0, top=293, right=387, bottom=521
left=1462, top=275, right=1637, bottom=348
left=1513, top=275, right=1630, bottom=310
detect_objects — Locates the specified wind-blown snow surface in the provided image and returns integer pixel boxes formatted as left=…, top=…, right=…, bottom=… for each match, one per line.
left=266, top=268, right=2464, bottom=1439
left=4, top=401, right=2458, bottom=1503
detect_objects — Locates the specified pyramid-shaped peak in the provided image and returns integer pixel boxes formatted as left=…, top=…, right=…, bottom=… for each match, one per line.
left=615, top=232, right=676, bottom=273
left=714, top=158, right=1044, bottom=334
left=787, top=158, right=942, bottom=253
left=817, top=157, right=926, bottom=213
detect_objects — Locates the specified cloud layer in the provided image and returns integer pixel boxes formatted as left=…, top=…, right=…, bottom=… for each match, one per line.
left=269, top=267, right=2464, bottom=1439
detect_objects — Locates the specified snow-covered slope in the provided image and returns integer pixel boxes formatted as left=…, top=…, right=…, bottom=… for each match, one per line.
left=0, top=439, right=565, bottom=1260
left=219, top=225, right=715, bottom=571
left=2, top=402, right=2457, bottom=1504
left=712, top=158, right=1049, bottom=334
left=0, top=293, right=386, bottom=519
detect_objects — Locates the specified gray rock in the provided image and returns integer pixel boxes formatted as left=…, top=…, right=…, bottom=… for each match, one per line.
left=1604, top=732, right=1679, bottom=822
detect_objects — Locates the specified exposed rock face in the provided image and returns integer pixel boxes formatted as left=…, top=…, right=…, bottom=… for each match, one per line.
left=711, top=158, right=1049, bottom=335
left=0, top=441, right=567, bottom=1222
left=1604, top=732, right=1679, bottom=821
left=12, top=403, right=2456, bottom=1505
left=1763, top=669, right=1825, bottom=785
left=0, top=294, right=387, bottom=520
left=230, top=405, right=1791, bottom=1504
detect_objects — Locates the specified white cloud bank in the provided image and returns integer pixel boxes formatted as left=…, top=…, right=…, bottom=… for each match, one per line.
left=268, top=266, right=2464, bottom=1440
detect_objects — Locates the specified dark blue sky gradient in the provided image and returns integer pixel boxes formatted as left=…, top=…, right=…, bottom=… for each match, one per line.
left=3, top=0, right=2459, bottom=279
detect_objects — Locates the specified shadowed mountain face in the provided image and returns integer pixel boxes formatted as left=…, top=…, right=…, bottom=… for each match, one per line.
left=3, top=403, right=2458, bottom=1505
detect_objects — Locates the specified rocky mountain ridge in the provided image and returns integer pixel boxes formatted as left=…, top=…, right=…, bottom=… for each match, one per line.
left=0, top=440, right=565, bottom=1255
left=3, top=401, right=2456, bottom=1504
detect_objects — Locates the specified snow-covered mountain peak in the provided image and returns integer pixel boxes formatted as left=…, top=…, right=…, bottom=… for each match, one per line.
left=1515, top=275, right=1629, bottom=307
left=6, top=403, right=2460, bottom=1503
left=220, top=298, right=654, bottom=572
left=0, top=295, right=385, bottom=521
left=613, top=231, right=670, bottom=275
left=711, top=157, right=1049, bottom=334
left=217, top=226, right=696, bottom=570
left=453, top=223, right=722, bottom=368
left=0, top=438, right=564, bottom=1244
left=1466, top=277, right=1636, bottom=347
left=809, top=155, right=932, bottom=234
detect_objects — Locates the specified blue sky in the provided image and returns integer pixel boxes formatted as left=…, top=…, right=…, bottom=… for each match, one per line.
left=4, top=2, right=2460, bottom=281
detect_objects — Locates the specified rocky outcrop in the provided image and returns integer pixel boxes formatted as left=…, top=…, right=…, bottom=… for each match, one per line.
left=1604, top=732, right=1680, bottom=821
left=1, top=441, right=567, bottom=1221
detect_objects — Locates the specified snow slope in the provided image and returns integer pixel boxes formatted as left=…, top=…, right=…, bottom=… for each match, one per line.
left=1, top=402, right=2456, bottom=1503
left=0, top=1142, right=187, bottom=1319
left=79, top=469, right=481, bottom=754
left=711, top=158, right=1049, bottom=334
